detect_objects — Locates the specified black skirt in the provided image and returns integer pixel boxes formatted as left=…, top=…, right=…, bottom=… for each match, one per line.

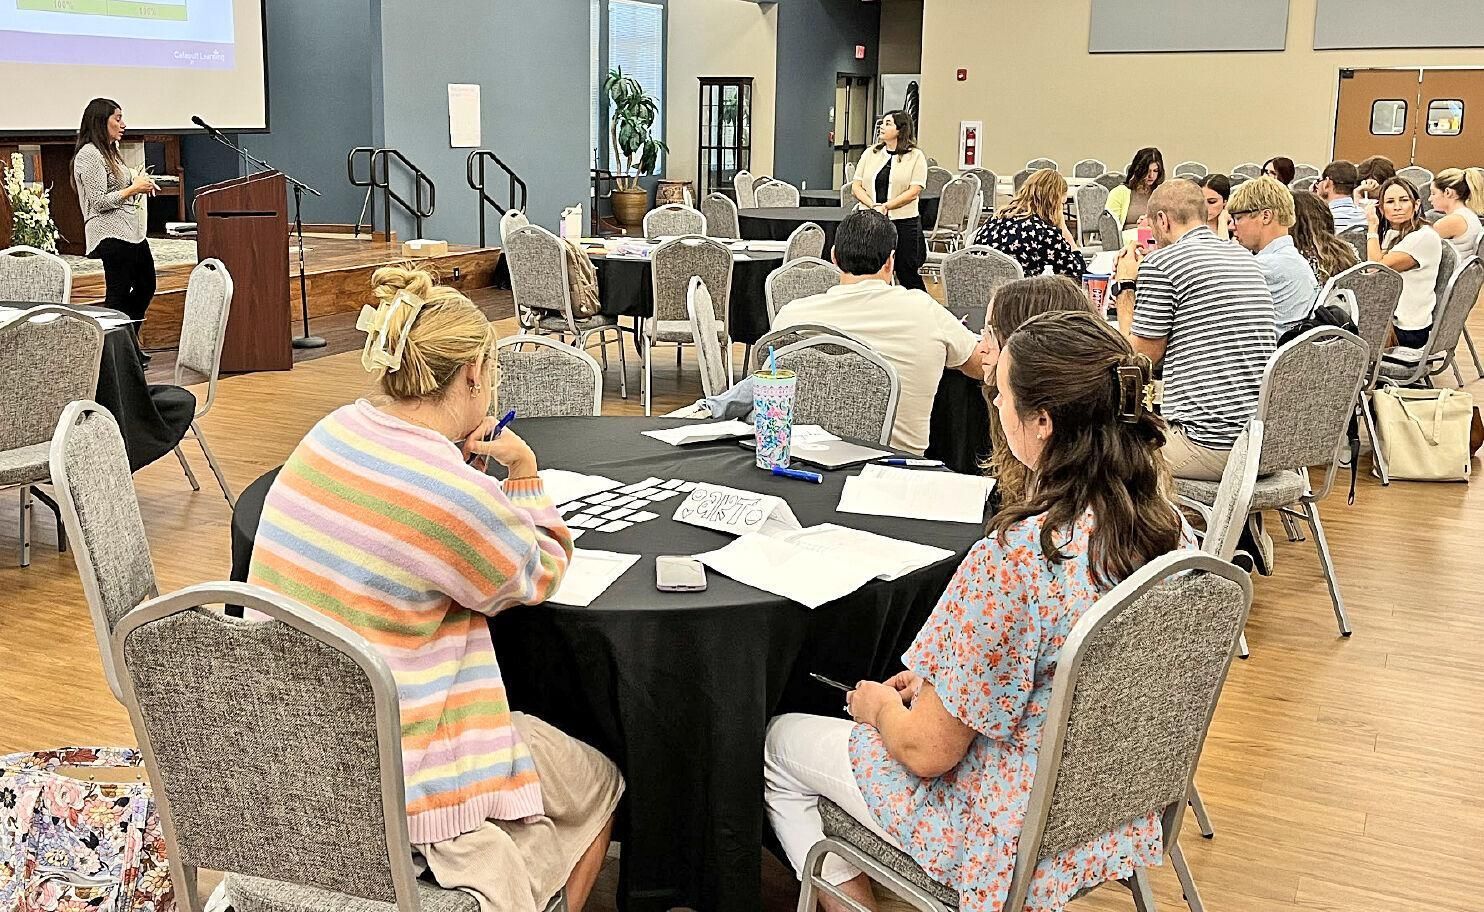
left=892, top=215, right=927, bottom=291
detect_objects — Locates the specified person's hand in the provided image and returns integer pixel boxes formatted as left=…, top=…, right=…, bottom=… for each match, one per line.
left=464, top=422, right=537, bottom=477
left=884, top=670, right=925, bottom=706
left=1355, top=179, right=1379, bottom=202
left=1115, top=245, right=1144, bottom=281
left=873, top=204, right=888, bottom=215
left=1365, top=200, right=1380, bottom=232
left=847, top=681, right=902, bottom=729
left=128, top=173, right=157, bottom=196
left=976, top=328, right=1000, bottom=382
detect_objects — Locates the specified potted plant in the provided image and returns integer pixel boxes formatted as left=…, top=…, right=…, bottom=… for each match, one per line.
left=605, top=67, right=667, bottom=230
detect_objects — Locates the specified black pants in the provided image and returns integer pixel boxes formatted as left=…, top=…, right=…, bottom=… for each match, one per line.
left=892, top=216, right=927, bottom=291
left=93, top=238, right=156, bottom=321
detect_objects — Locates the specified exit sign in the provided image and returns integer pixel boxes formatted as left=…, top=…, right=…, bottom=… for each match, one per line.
left=855, top=45, right=866, bottom=60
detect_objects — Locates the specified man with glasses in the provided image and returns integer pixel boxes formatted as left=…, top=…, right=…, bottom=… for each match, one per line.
left=1228, top=176, right=1320, bottom=338
left=1315, top=160, right=1367, bottom=232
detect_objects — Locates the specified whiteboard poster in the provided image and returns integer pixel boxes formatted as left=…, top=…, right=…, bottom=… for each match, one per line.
left=448, top=83, right=481, bottom=148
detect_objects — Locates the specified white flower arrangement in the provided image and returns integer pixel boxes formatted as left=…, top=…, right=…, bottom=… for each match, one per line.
left=4, top=152, right=62, bottom=253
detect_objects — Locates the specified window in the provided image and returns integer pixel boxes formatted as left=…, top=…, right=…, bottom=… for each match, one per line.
left=605, top=0, right=665, bottom=172
left=1370, top=99, right=1407, bottom=136
left=1427, top=99, right=1464, bottom=136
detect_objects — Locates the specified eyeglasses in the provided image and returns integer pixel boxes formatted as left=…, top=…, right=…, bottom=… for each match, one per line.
left=1228, top=209, right=1259, bottom=220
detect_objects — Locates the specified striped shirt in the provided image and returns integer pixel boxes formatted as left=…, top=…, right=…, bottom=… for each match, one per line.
left=248, top=400, right=573, bottom=844
left=1132, top=226, right=1276, bottom=449
left=72, top=143, right=145, bottom=252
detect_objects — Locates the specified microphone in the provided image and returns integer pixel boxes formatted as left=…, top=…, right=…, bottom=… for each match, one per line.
left=191, top=115, right=219, bottom=136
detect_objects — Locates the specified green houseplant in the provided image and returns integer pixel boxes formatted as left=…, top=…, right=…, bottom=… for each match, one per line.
left=605, top=67, right=668, bottom=229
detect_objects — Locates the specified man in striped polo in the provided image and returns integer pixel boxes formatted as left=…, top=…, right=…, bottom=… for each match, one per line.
left=1112, top=179, right=1276, bottom=481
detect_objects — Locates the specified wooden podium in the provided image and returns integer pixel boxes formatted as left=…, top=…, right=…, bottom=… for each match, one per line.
left=195, top=171, right=292, bottom=372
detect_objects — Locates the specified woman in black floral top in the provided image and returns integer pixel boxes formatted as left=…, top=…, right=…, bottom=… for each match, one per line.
left=972, top=169, right=1087, bottom=280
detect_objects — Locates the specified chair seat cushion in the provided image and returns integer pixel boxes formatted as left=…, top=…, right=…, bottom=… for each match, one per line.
left=1176, top=470, right=1307, bottom=512
left=1378, top=346, right=1445, bottom=380
left=818, top=799, right=959, bottom=908
left=536, top=312, right=618, bottom=334
left=646, top=319, right=726, bottom=344
left=0, top=442, right=51, bottom=487
left=226, top=872, right=479, bottom=912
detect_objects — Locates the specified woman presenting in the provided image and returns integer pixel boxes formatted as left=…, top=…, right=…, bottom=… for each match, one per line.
left=852, top=110, right=930, bottom=290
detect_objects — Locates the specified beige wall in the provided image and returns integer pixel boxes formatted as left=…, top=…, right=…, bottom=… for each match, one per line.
left=665, top=0, right=778, bottom=186
left=879, top=0, right=924, bottom=76
left=920, top=0, right=1484, bottom=175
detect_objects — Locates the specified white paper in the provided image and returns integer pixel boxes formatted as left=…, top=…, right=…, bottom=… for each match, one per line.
left=837, top=465, right=996, bottom=524
left=619, top=477, right=665, bottom=493
left=599, top=520, right=632, bottom=533
left=697, top=534, right=881, bottom=609
left=547, top=549, right=640, bottom=607
left=642, top=420, right=754, bottom=446
left=537, top=469, right=622, bottom=506
left=630, top=511, right=658, bottom=522
left=777, top=524, right=954, bottom=581
left=448, top=83, right=481, bottom=148
left=672, top=483, right=800, bottom=537
left=790, top=425, right=841, bottom=445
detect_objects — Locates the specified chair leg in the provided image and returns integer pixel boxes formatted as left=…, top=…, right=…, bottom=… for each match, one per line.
left=1463, top=325, right=1484, bottom=378
left=1279, top=511, right=1304, bottom=542
left=19, top=486, right=32, bottom=568
left=616, top=329, right=628, bottom=399
left=726, top=336, right=735, bottom=387
left=1238, top=630, right=1250, bottom=659
left=1129, top=868, right=1158, bottom=912
left=1362, top=394, right=1390, bottom=485
left=743, top=343, right=753, bottom=376
left=643, top=337, right=653, bottom=416
left=1188, top=785, right=1214, bottom=838
left=1169, top=842, right=1206, bottom=912
left=174, top=444, right=201, bottom=492
left=1451, top=360, right=1466, bottom=389
left=1303, top=501, right=1351, bottom=637
left=193, top=422, right=236, bottom=507
left=28, top=486, right=66, bottom=554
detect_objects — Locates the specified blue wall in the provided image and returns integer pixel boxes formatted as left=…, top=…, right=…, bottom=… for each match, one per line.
left=774, top=0, right=880, bottom=191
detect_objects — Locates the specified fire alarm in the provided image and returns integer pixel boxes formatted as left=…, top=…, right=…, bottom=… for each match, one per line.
left=855, top=45, right=866, bottom=60
left=956, top=68, right=968, bottom=82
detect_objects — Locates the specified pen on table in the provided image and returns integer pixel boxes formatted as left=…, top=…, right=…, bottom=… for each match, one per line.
left=879, top=458, right=944, bottom=467
left=466, top=409, right=517, bottom=465
left=771, top=465, right=823, bottom=484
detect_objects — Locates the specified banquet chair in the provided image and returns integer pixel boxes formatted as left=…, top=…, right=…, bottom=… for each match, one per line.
left=49, top=400, right=160, bottom=701
left=961, top=168, right=998, bottom=214
left=1293, top=164, right=1319, bottom=182
left=941, top=246, right=1023, bottom=316
left=1175, top=328, right=1369, bottom=638
left=1290, top=176, right=1318, bottom=193
left=1378, top=255, right=1483, bottom=393
left=495, top=335, right=603, bottom=417
left=1337, top=225, right=1368, bottom=263
left=1025, top=157, right=1058, bottom=172
left=1231, top=163, right=1262, bottom=180
left=1095, top=172, right=1124, bottom=191
left=752, top=174, right=776, bottom=202
left=840, top=185, right=858, bottom=207
left=772, top=336, right=899, bottom=445
left=647, top=236, right=734, bottom=414
left=1193, top=419, right=1263, bottom=662
left=1174, top=161, right=1208, bottom=180
left=1072, top=159, right=1106, bottom=179
left=504, top=223, right=628, bottom=399
left=764, top=257, right=842, bottom=324
left=799, top=552, right=1250, bottom=912
left=1321, top=262, right=1403, bottom=483
left=702, top=192, right=740, bottom=239
left=0, top=244, right=72, bottom=304
left=499, top=209, right=529, bottom=245
left=111, top=581, right=570, bottom=912
left=1075, top=183, right=1111, bottom=246
left=924, top=167, right=953, bottom=199
left=1099, top=210, right=1124, bottom=252
left=751, top=323, right=863, bottom=373
left=785, top=222, right=827, bottom=262
left=644, top=203, right=707, bottom=241
left=1398, top=165, right=1433, bottom=197
left=686, top=278, right=728, bottom=400
left=756, top=181, right=801, bottom=208
left=924, top=175, right=982, bottom=261
left=734, top=169, right=757, bottom=208
left=164, top=259, right=235, bottom=505
left=1228, top=174, right=1251, bottom=190
left=1012, top=169, right=1035, bottom=193
left=0, top=305, right=102, bottom=567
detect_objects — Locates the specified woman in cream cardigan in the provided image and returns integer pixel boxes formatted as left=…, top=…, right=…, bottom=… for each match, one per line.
left=851, top=110, right=930, bottom=290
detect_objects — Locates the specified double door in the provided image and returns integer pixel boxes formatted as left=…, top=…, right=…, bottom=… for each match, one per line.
left=1334, top=68, right=1484, bottom=171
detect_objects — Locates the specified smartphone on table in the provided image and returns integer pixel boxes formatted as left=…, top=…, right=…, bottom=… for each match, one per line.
left=655, top=556, right=707, bottom=592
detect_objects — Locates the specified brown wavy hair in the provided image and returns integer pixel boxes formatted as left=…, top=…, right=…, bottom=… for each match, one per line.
left=989, top=310, right=1181, bottom=587
left=1291, top=191, right=1358, bottom=284
left=871, top=110, right=918, bottom=155
left=998, top=169, right=1069, bottom=227
left=75, top=97, right=125, bottom=177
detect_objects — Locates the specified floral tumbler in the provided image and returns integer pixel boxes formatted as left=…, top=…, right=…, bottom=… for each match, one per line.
left=752, top=368, right=797, bottom=469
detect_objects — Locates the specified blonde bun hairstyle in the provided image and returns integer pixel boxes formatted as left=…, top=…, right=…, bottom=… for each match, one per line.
left=368, top=264, right=497, bottom=400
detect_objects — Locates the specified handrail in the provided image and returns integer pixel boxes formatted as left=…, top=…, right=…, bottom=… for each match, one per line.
left=347, top=147, right=437, bottom=240
left=466, top=149, right=528, bottom=247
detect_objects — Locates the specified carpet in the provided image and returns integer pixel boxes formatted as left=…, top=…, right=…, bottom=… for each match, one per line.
left=62, top=237, right=199, bottom=277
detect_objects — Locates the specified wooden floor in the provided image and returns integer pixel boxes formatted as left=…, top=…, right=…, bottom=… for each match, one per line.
left=3, top=297, right=1484, bottom=912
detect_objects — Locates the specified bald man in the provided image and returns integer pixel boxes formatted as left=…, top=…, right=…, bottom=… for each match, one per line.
left=1111, top=179, right=1276, bottom=481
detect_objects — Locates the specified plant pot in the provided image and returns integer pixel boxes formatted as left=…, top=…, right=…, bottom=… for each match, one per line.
left=611, top=188, right=650, bottom=231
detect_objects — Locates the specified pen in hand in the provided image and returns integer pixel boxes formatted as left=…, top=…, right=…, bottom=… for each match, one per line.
left=466, top=409, right=516, bottom=466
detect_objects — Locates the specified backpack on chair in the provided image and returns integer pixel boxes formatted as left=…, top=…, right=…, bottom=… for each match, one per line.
left=561, top=238, right=603, bottom=318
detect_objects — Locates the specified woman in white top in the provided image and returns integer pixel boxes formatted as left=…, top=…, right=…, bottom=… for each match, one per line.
left=851, top=110, right=930, bottom=290
left=1429, top=168, right=1484, bottom=271
left=1367, top=177, right=1443, bottom=349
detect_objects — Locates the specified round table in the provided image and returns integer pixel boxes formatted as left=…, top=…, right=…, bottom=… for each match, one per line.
left=797, top=191, right=941, bottom=225
left=798, top=190, right=845, bottom=208
left=590, top=250, right=783, bottom=346
left=739, top=201, right=941, bottom=254
left=228, top=416, right=983, bottom=912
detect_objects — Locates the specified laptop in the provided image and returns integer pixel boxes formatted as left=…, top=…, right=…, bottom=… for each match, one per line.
left=739, top=437, right=892, bottom=470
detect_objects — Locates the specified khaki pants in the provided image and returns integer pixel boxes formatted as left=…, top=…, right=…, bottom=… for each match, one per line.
left=1162, top=425, right=1232, bottom=481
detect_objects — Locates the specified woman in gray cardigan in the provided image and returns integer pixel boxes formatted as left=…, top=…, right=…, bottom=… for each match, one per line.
left=73, top=98, right=158, bottom=331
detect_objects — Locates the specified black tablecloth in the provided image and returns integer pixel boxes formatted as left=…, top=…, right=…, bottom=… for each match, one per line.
left=228, top=417, right=984, bottom=912
left=592, top=252, right=783, bottom=346
left=795, top=193, right=941, bottom=224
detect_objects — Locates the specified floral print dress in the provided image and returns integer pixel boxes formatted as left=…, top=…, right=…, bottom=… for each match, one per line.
left=849, top=511, right=1192, bottom=912
left=972, top=215, right=1088, bottom=281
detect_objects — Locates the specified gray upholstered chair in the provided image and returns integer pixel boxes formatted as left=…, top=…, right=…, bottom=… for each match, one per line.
left=1399, top=166, right=1434, bottom=198
left=167, top=259, right=235, bottom=505
left=1099, top=209, right=1124, bottom=252
left=1231, top=163, right=1263, bottom=180
left=1176, top=328, right=1370, bottom=638
left=923, top=167, right=953, bottom=199
left=1197, top=419, right=1264, bottom=660
left=686, top=278, right=728, bottom=400
left=0, top=245, right=72, bottom=304
left=839, top=184, right=858, bottom=207
left=764, top=257, right=841, bottom=324
left=49, top=400, right=159, bottom=701
left=799, top=552, right=1251, bottom=912
left=1094, top=172, right=1124, bottom=191
left=111, top=581, right=567, bottom=912
left=1011, top=168, right=1034, bottom=193
left=495, top=335, right=602, bottom=417
left=733, top=169, right=756, bottom=208
left=755, top=180, right=801, bottom=208
left=1228, top=174, right=1250, bottom=190
left=1074, top=182, right=1111, bottom=246
left=498, top=209, right=529, bottom=245
left=925, top=175, right=981, bottom=257
left=643, top=203, right=707, bottom=241
left=504, top=223, right=628, bottom=399
left=647, top=236, right=733, bottom=415
left=961, top=168, right=998, bottom=214
left=1072, top=159, right=1106, bottom=179
left=1337, top=225, right=1368, bottom=262
left=785, top=222, right=826, bottom=262
left=941, top=246, right=1023, bottom=316
left=701, top=192, right=740, bottom=239
left=1377, top=250, right=1478, bottom=391
left=1024, top=157, right=1058, bottom=172
left=773, top=336, right=899, bottom=445
left=1290, top=176, right=1318, bottom=193
left=1319, top=262, right=1403, bottom=483
left=0, top=305, right=103, bottom=567
left=751, top=323, right=864, bottom=373
left=1174, top=161, right=1208, bottom=180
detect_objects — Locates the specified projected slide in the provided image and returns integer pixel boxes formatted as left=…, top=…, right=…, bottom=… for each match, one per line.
left=0, top=0, right=235, bottom=69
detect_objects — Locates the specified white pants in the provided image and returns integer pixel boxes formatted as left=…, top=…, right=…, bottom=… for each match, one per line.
left=763, top=713, right=906, bottom=885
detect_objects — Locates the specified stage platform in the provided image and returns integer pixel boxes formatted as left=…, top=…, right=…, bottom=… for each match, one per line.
left=69, top=234, right=503, bottom=351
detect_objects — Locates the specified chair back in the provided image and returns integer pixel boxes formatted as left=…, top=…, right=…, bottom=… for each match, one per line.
left=1098, top=209, right=1123, bottom=252
left=504, top=223, right=577, bottom=330
left=1094, top=172, right=1123, bottom=191
left=1228, top=173, right=1251, bottom=189
left=1173, top=161, right=1208, bottom=179
left=49, top=401, right=159, bottom=702
left=1025, top=158, right=1058, bottom=171
left=0, top=245, right=72, bottom=304
left=941, top=246, right=1024, bottom=313
left=1327, top=261, right=1402, bottom=366
left=764, top=257, right=841, bottom=324
left=934, top=175, right=981, bottom=236
left=112, top=583, right=423, bottom=911
left=1293, top=163, right=1321, bottom=182
left=1202, top=420, right=1264, bottom=563
left=651, top=235, right=733, bottom=327
left=1426, top=256, right=1484, bottom=361
left=1398, top=165, right=1433, bottom=197
left=752, top=174, right=775, bottom=195
left=1475, top=233, right=1484, bottom=262
left=499, top=209, right=529, bottom=244
left=773, top=336, right=899, bottom=445
left=1003, top=553, right=1251, bottom=912
left=756, top=180, right=801, bottom=208
left=1291, top=176, right=1318, bottom=192
left=0, top=306, right=104, bottom=452
left=701, top=192, right=740, bottom=239
left=1232, top=163, right=1262, bottom=180
left=785, top=222, right=827, bottom=262
left=839, top=185, right=857, bottom=207
left=495, top=335, right=602, bottom=417
left=644, top=203, right=707, bottom=241
left=687, top=278, right=728, bottom=399
left=1012, top=169, right=1034, bottom=193
left=1075, top=183, right=1111, bottom=242
left=752, top=322, right=864, bottom=371
left=1433, top=242, right=1458, bottom=316
left=1338, top=225, right=1368, bottom=262
left=734, top=170, right=756, bottom=208
left=1254, top=328, right=1369, bottom=489
left=175, top=259, right=232, bottom=416
left=962, top=168, right=998, bottom=211
left=924, top=167, right=953, bottom=199
left=1072, top=159, right=1106, bottom=179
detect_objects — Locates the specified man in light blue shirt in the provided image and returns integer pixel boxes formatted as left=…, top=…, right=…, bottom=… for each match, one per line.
left=1229, top=176, right=1320, bottom=338
left=1317, top=160, right=1367, bottom=232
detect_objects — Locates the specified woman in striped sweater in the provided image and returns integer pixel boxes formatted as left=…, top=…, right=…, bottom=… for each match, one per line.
left=248, top=266, right=622, bottom=912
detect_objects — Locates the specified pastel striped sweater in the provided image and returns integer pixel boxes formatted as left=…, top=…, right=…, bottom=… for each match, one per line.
left=247, top=400, right=573, bottom=844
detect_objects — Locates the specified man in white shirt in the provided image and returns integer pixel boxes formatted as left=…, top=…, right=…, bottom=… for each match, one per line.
left=1229, top=176, right=1320, bottom=338
left=773, top=209, right=985, bottom=454
left=1316, top=160, right=1367, bottom=232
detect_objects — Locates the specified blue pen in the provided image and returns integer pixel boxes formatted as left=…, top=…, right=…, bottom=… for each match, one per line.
left=467, top=409, right=517, bottom=465
left=772, top=465, right=823, bottom=484
left=880, top=458, right=944, bottom=467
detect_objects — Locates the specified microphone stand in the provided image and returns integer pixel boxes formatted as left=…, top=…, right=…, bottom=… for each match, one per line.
left=199, top=125, right=326, bottom=349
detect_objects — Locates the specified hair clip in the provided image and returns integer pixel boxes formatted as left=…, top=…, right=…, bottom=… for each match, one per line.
left=356, top=290, right=425, bottom=373
left=1115, top=363, right=1146, bottom=423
